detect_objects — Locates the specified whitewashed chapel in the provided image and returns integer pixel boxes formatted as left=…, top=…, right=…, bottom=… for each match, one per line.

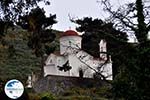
left=43, top=30, right=112, bottom=80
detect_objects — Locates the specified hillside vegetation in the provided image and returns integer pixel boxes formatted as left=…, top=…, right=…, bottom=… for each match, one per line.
left=0, top=28, right=42, bottom=82
left=0, top=28, right=61, bottom=81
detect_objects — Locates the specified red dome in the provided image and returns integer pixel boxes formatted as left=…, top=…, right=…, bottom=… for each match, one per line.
left=62, top=30, right=79, bottom=36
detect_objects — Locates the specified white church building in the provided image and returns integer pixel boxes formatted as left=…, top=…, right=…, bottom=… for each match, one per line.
left=43, top=30, right=112, bottom=80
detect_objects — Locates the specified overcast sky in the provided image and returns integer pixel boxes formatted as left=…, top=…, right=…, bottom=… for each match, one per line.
left=39, top=0, right=133, bottom=31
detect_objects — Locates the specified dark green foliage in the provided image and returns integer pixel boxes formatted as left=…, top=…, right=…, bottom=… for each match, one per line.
left=136, top=0, right=148, bottom=43
left=8, top=45, right=16, bottom=57
left=40, top=92, right=56, bottom=100
left=0, top=20, right=14, bottom=39
left=0, top=0, right=50, bottom=21
left=101, top=0, right=150, bottom=99
left=0, top=0, right=57, bottom=80
left=44, top=44, right=56, bottom=55
left=0, top=0, right=50, bottom=39
left=17, top=7, right=57, bottom=57
left=73, top=0, right=150, bottom=98
left=17, top=7, right=57, bottom=32
left=0, top=28, right=62, bottom=82
left=0, top=28, right=41, bottom=82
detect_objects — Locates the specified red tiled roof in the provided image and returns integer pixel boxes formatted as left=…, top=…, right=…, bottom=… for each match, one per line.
left=62, top=30, right=79, bottom=36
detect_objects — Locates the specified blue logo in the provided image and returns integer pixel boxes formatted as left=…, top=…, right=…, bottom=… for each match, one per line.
left=4, top=79, right=24, bottom=99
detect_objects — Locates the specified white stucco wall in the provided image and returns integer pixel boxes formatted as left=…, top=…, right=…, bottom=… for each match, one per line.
left=100, top=62, right=112, bottom=80
left=56, top=56, right=70, bottom=76
left=44, top=54, right=57, bottom=76
left=44, top=51, right=112, bottom=80
left=60, top=36, right=82, bottom=55
left=75, top=51, right=112, bottom=80
left=99, top=39, right=107, bottom=60
left=44, top=54, right=70, bottom=76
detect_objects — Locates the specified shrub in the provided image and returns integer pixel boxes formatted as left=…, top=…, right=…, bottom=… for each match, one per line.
left=40, top=92, right=56, bottom=100
left=28, top=93, right=40, bottom=100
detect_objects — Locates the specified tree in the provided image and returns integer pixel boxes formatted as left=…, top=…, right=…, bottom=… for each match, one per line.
left=0, top=0, right=50, bottom=38
left=0, top=0, right=57, bottom=78
left=17, top=7, right=57, bottom=57
left=17, top=7, right=57, bottom=76
left=0, top=0, right=52, bottom=51
left=100, top=0, right=150, bottom=99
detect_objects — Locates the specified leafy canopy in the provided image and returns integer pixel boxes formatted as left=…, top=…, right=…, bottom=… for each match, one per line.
left=17, top=7, right=57, bottom=57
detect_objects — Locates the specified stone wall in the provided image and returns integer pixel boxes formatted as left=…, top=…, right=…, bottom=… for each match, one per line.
left=33, top=75, right=107, bottom=95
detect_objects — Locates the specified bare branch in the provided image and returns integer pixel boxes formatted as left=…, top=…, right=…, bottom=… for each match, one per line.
left=101, top=0, right=138, bottom=33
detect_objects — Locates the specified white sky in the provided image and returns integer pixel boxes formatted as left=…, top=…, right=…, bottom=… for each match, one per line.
left=39, top=0, right=133, bottom=31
